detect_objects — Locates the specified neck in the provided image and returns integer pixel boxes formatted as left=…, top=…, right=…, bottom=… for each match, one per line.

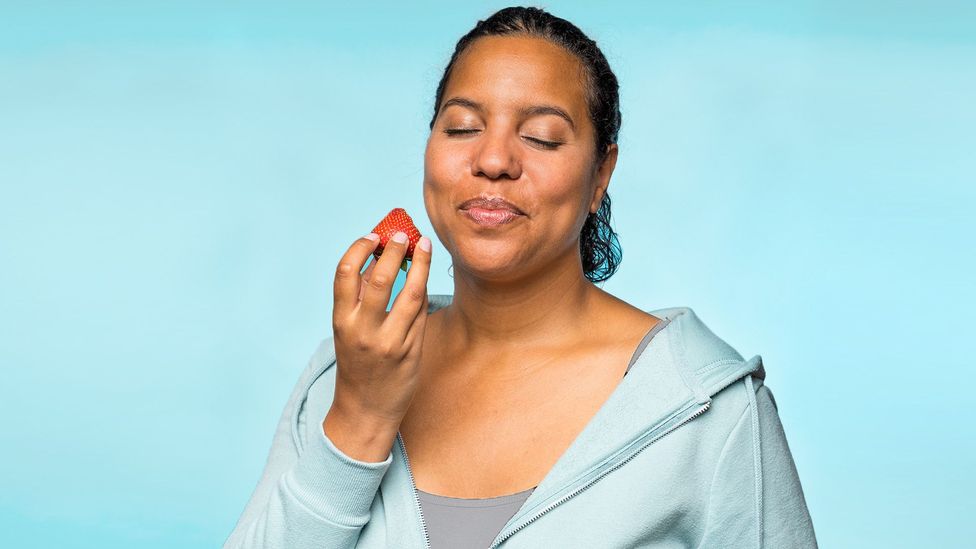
left=440, top=251, right=600, bottom=355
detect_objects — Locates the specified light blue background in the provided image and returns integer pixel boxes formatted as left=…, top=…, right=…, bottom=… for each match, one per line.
left=1, top=1, right=972, bottom=547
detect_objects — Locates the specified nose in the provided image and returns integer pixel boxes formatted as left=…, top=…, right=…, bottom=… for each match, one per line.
left=471, top=127, right=522, bottom=181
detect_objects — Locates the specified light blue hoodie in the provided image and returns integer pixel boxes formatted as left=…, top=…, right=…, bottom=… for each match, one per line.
left=224, top=293, right=818, bottom=548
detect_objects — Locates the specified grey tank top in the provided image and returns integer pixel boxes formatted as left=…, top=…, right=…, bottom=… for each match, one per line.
left=416, top=315, right=672, bottom=548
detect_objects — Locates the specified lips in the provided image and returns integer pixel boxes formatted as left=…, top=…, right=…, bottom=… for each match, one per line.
left=462, top=208, right=521, bottom=226
left=459, top=195, right=525, bottom=215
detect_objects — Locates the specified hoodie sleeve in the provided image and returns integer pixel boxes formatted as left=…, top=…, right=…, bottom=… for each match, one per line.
left=222, top=338, right=393, bottom=549
left=696, top=374, right=818, bottom=549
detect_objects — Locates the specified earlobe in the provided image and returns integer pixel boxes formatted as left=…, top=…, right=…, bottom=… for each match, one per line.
left=589, top=187, right=605, bottom=214
left=589, top=144, right=618, bottom=214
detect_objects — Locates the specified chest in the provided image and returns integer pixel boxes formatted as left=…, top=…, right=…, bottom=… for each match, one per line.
left=397, top=343, right=638, bottom=499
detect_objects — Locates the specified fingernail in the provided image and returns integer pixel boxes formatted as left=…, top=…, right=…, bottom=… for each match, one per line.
left=418, top=236, right=431, bottom=252
left=364, top=233, right=380, bottom=242
left=392, top=231, right=407, bottom=244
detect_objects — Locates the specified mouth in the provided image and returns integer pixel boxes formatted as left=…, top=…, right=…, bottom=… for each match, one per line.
left=460, top=207, right=523, bottom=227
left=458, top=195, right=526, bottom=216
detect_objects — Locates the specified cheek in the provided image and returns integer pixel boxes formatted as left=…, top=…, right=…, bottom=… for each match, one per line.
left=425, top=138, right=462, bottom=178
left=531, top=167, right=594, bottom=235
left=532, top=161, right=590, bottom=207
left=422, top=144, right=459, bottom=234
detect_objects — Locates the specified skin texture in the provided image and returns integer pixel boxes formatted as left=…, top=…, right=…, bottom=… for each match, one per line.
left=398, top=35, right=663, bottom=497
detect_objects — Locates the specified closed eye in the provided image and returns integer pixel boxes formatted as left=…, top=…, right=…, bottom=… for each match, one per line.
left=524, top=136, right=562, bottom=150
left=442, top=128, right=562, bottom=150
left=443, top=129, right=479, bottom=136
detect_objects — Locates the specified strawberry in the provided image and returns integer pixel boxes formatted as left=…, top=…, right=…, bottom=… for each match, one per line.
left=370, top=207, right=423, bottom=272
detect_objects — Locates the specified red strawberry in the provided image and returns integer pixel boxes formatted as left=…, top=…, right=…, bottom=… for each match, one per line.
left=370, top=207, right=423, bottom=272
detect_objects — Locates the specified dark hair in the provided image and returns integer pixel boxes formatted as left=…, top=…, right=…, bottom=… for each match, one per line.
left=429, top=6, right=622, bottom=283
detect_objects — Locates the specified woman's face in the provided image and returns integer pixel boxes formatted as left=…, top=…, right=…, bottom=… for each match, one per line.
left=423, top=35, right=616, bottom=281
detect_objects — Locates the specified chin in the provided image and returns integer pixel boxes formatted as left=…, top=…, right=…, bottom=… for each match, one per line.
left=453, top=248, right=522, bottom=277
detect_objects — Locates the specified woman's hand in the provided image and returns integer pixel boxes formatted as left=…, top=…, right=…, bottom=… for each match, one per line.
left=324, top=231, right=432, bottom=461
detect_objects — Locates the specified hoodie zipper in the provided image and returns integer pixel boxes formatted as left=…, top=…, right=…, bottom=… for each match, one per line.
left=396, top=432, right=432, bottom=549
left=488, top=399, right=712, bottom=549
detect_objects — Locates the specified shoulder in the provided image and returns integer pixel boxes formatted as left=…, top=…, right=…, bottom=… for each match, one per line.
left=601, top=292, right=769, bottom=407
left=650, top=305, right=770, bottom=416
left=586, top=289, right=668, bottom=349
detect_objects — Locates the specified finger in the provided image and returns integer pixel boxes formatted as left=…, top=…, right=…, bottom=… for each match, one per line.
left=358, top=256, right=377, bottom=302
left=360, top=231, right=411, bottom=325
left=402, top=292, right=430, bottom=351
left=387, top=235, right=432, bottom=337
left=334, top=234, right=380, bottom=321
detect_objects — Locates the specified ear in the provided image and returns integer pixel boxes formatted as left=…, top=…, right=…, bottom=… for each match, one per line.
left=588, top=143, right=618, bottom=214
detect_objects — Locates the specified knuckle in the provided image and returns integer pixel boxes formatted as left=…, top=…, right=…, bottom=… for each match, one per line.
left=378, top=342, right=401, bottom=359
left=353, top=334, right=372, bottom=352
left=406, top=286, right=425, bottom=302
left=369, top=274, right=389, bottom=289
left=336, top=262, right=354, bottom=277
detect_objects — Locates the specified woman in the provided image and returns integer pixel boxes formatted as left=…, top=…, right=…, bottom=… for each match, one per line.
left=224, top=7, right=817, bottom=548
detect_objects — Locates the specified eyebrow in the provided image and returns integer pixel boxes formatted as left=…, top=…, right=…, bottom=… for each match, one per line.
left=439, top=96, right=576, bottom=131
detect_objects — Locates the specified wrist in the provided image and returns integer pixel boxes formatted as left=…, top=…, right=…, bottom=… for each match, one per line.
left=322, top=402, right=399, bottom=463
